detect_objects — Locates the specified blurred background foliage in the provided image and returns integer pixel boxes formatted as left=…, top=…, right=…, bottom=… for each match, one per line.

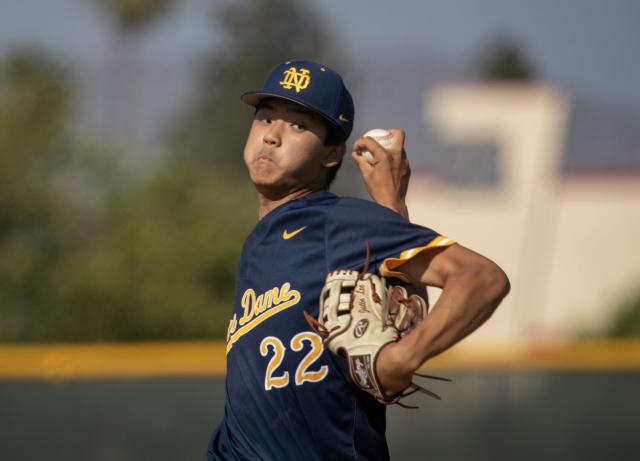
left=605, top=287, right=640, bottom=338
left=94, top=0, right=177, bottom=32
left=0, top=0, right=343, bottom=342
left=475, top=35, right=537, bottom=82
left=1, top=0, right=638, bottom=342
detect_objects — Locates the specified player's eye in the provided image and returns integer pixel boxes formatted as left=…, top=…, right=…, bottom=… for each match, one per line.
left=291, top=122, right=305, bottom=131
left=254, top=110, right=272, bottom=124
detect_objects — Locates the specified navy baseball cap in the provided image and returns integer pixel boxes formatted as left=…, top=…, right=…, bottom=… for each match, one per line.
left=241, top=60, right=354, bottom=139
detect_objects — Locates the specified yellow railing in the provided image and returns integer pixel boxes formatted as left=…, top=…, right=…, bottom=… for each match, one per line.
left=1, top=340, right=639, bottom=381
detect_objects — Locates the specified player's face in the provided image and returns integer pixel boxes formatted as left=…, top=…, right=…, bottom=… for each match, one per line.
left=243, top=98, right=342, bottom=194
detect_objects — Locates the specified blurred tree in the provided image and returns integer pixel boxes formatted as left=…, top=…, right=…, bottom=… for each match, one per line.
left=0, top=48, right=251, bottom=341
left=0, top=0, right=348, bottom=342
left=604, top=287, right=640, bottom=337
left=0, top=50, right=73, bottom=340
left=93, top=0, right=176, bottom=32
left=172, top=0, right=342, bottom=172
left=477, top=35, right=537, bottom=82
left=43, top=161, right=256, bottom=340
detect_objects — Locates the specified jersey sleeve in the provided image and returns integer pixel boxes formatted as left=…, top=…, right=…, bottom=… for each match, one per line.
left=324, top=198, right=454, bottom=281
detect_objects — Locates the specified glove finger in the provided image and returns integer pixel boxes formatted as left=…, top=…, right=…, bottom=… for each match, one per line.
left=388, top=299, right=399, bottom=316
left=409, top=295, right=427, bottom=321
left=398, top=296, right=427, bottom=337
left=398, top=309, right=419, bottom=338
left=388, top=285, right=406, bottom=321
left=396, top=306, right=413, bottom=331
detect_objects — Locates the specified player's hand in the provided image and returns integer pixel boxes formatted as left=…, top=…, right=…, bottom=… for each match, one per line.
left=352, top=129, right=410, bottom=220
left=375, top=341, right=415, bottom=399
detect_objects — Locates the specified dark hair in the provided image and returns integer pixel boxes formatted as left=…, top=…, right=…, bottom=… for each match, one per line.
left=323, top=121, right=347, bottom=188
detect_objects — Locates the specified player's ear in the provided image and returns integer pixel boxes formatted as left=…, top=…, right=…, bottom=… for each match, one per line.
left=323, top=143, right=346, bottom=168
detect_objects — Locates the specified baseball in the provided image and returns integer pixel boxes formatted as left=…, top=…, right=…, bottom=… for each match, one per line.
left=361, top=129, right=393, bottom=164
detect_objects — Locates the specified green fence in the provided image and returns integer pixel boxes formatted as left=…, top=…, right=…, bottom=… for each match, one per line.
left=2, top=342, right=639, bottom=460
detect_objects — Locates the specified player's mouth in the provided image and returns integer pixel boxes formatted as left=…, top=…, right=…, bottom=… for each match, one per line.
left=256, top=151, right=274, bottom=162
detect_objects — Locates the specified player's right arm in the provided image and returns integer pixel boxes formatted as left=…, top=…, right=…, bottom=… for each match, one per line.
left=376, top=243, right=510, bottom=398
left=349, top=129, right=509, bottom=397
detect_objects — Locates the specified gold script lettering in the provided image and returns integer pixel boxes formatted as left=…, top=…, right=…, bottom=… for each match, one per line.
left=227, top=283, right=302, bottom=353
left=239, top=283, right=297, bottom=326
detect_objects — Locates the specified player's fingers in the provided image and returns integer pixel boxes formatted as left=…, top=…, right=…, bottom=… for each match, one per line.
left=352, top=137, right=390, bottom=164
left=353, top=136, right=387, bottom=156
left=401, top=158, right=411, bottom=178
left=351, top=150, right=374, bottom=172
left=387, top=129, right=406, bottom=152
left=400, top=161, right=411, bottom=198
left=380, top=130, right=406, bottom=169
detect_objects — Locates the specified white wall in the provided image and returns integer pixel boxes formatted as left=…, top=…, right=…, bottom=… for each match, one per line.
left=410, top=83, right=640, bottom=341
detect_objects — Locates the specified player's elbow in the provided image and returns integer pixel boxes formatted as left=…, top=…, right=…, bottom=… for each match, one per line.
left=454, top=258, right=509, bottom=316
left=479, top=261, right=510, bottom=310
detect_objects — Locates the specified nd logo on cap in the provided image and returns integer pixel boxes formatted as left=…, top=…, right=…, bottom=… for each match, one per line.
left=279, top=66, right=311, bottom=93
left=241, top=60, right=354, bottom=139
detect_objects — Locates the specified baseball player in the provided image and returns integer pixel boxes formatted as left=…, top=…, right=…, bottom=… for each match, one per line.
left=207, top=60, right=509, bottom=460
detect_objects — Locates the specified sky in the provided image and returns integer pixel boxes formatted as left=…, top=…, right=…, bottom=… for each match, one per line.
left=2, top=0, right=638, bottom=109
left=319, top=0, right=640, bottom=111
left=1, top=0, right=639, bottom=167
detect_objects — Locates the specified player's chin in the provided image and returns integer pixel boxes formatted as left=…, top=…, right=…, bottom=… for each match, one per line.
left=249, top=161, right=275, bottom=178
left=249, top=170, right=282, bottom=189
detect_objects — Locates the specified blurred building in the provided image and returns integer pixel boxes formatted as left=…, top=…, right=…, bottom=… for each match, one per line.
left=411, top=83, right=640, bottom=341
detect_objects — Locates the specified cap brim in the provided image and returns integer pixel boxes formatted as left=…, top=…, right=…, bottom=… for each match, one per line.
left=240, top=91, right=344, bottom=133
left=240, top=91, right=272, bottom=107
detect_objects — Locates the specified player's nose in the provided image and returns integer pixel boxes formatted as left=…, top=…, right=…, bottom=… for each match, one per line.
left=263, top=122, right=282, bottom=147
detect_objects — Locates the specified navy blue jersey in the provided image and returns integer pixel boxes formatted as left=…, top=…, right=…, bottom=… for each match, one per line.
left=208, top=191, right=453, bottom=461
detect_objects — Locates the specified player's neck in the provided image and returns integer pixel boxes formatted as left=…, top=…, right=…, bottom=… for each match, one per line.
left=256, top=186, right=325, bottom=220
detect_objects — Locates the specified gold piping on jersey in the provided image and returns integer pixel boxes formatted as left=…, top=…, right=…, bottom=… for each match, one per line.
left=379, top=236, right=455, bottom=282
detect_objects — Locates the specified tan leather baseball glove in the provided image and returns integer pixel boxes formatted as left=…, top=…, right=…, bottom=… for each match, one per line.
left=305, top=253, right=450, bottom=406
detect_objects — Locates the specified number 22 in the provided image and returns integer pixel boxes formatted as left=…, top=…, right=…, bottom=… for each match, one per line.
left=260, top=332, right=328, bottom=390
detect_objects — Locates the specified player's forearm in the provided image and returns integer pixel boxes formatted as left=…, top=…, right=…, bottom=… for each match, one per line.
left=379, top=198, right=409, bottom=220
left=377, top=263, right=508, bottom=397
left=404, top=264, right=509, bottom=369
